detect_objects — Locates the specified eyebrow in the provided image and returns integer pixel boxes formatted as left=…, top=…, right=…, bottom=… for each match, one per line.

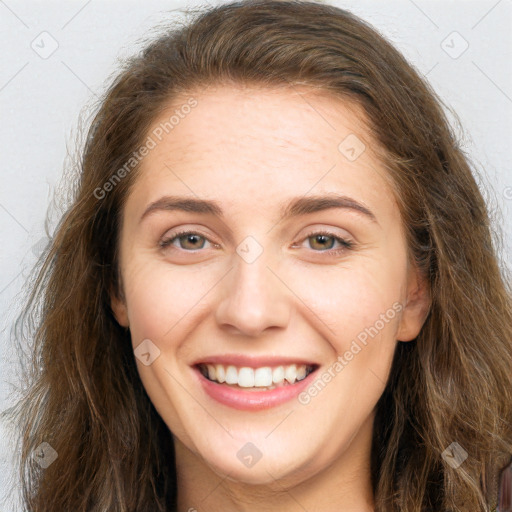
left=140, top=194, right=378, bottom=224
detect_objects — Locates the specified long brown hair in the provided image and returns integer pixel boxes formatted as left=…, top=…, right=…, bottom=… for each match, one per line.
left=12, top=0, right=512, bottom=510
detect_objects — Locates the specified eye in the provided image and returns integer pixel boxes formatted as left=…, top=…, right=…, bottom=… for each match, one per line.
left=159, top=230, right=214, bottom=251
left=298, top=230, right=354, bottom=254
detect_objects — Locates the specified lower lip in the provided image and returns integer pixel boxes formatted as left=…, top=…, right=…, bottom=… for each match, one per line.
left=193, top=366, right=317, bottom=411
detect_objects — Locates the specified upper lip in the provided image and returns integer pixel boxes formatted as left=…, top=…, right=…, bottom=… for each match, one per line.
left=192, top=354, right=320, bottom=368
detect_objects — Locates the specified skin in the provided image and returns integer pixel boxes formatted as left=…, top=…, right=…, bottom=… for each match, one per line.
left=111, top=84, right=430, bottom=512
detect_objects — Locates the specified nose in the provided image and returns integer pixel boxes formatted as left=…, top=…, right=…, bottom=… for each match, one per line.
left=214, top=247, right=291, bottom=337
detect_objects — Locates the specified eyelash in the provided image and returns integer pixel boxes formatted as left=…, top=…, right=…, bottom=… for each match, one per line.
left=159, top=229, right=354, bottom=255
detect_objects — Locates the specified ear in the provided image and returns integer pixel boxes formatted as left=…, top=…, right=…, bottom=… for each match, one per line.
left=111, top=288, right=130, bottom=328
left=396, top=263, right=431, bottom=342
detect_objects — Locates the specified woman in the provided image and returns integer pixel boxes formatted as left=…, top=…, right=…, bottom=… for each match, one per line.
left=14, top=0, right=512, bottom=510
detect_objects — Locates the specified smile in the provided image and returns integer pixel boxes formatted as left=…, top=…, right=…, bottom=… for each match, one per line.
left=192, top=360, right=320, bottom=411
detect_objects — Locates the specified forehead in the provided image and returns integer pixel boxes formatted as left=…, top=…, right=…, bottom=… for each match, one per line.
left=155, top=83, right=371, bottom=157
left=130, top=84, right=398, bottom=224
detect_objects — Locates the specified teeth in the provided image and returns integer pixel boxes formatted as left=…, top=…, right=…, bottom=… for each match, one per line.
left=254, top=367, right=273, bottom=387
left=284, top=364, right=297, bottom=384
left=225, top=365, right=238, bottom=385
left=199, top=363, right=314, bottom=388
left=272, top=365, right=285, bottom=384
left=238, top=367, right=254, bottom=387
left=215, top=364, right=226, bottom=383
left=296, top=365, right=306, bottom=381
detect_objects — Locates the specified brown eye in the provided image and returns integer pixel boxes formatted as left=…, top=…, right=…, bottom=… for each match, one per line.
left=301, top=230, right=353, bottom=253
left=160, top=231, right=210, bottom=251
left=308, top=234, right=336, bottom=251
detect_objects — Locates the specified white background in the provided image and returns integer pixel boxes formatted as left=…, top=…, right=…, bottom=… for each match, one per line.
left=1, top=0, right=511, bottom=508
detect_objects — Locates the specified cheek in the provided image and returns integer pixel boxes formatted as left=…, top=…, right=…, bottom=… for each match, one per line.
left=121, top=256, right=205, bottom=344
left=292, top=260, right=404, bottom=348
left=290, top=265, right=403, bottom=443
left=121, top=252, right=229, bottom=355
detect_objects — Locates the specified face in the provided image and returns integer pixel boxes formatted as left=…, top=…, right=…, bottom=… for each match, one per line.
left=112, top=84, right=429, bottom=489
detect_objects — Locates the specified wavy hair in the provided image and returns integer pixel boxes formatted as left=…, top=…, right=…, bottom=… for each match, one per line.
left=11, top=0, right=512, bottom=510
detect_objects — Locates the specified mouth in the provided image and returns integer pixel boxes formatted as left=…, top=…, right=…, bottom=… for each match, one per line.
left=190, top=353, right=321, bottom=412
left=195, top=362, right=318, bottom=390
